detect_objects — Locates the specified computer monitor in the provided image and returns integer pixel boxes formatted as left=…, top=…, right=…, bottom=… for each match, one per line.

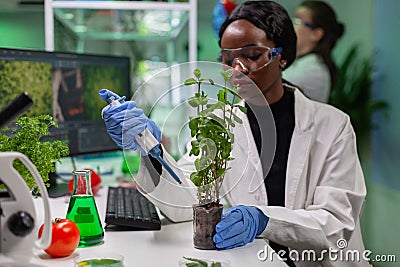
left=0, top=47, right=131, bottom=156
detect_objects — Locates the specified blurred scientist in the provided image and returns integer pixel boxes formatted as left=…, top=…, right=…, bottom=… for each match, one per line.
left=283, top=1, right=344, bottom=103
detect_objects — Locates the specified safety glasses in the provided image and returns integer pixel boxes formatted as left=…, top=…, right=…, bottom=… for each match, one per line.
left=292, top=18, right=317, bottom=29
left=220, top=46, right=283, bottom=72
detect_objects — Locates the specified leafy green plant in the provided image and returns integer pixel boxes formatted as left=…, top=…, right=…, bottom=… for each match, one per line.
left=0, top=115, right=70, bottom=190
left=184, top=69, right=246, bottom=205
left=329, top=44, right=389, bottom=149
left=182, top=256, right=222, bottom=267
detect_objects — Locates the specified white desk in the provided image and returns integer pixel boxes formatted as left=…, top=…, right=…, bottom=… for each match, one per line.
left=28, top=182, right=287, bottom=267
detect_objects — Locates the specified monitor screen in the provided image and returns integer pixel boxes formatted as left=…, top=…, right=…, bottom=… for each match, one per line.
left=0, top=47, right=131, bottom=156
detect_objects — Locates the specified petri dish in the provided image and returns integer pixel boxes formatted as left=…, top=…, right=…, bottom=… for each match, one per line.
left=74, top=252, right=124, bottom=267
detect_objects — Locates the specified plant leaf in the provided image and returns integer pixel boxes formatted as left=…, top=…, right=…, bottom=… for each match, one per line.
left=220, top=69, right=233, bottom=81
left=234, top=105, right=247, bottom=114
left=188, top=96, right=200, bottom=108
left=182, top=257, right=208, bottom=267
left=184, top=78, right=197, bottom=85
left=230, top=112, right=243, bottom=124
left=193, top=69, right=201, bottom=79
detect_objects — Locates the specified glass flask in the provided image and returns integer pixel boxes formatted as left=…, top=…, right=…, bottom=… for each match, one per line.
left=66, top=169, right=104, bottom=247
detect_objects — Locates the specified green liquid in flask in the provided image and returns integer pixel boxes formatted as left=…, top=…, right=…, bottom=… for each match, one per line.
left=66, top=195, right=104, bottom=247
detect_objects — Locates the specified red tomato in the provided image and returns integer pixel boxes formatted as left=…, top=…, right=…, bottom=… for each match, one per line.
left=68, top=168, right=102, bottom=195
left=38, top=218, right=80, bottom=257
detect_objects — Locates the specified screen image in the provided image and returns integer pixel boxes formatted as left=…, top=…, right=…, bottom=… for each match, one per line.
left=0, top=47, right=131, bottom=156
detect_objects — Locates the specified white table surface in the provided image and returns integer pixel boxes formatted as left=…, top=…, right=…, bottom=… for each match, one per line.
left=9, top=163, right=288, bottom=267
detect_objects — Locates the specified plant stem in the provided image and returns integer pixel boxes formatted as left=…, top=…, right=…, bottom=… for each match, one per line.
left=197, top=80, right=201, bottom=114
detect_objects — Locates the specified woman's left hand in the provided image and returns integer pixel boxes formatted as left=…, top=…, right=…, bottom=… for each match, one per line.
left=213, top=205, right=269, bottom=249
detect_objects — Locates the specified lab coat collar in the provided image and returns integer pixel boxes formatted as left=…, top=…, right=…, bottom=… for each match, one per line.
left=232, top=100, right=254, bottom=153
left=285, top=86, right=315, bottom=209
left=288, top=84, right=315, bottom=133
left=232, top=102, right=265, bottom=194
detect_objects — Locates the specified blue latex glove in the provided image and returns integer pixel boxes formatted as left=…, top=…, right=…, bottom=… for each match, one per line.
left=99, top=90, right=161, bottom=154
left=99, top=89, right=126, bottom=104
left=213, top=205, right=269, bottom=249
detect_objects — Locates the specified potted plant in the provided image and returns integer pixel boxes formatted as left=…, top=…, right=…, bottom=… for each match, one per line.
left=184, top=68, right=246, bottom=250
left=329, top=44, right=389, bottom=160
left=0, top=114, right=70, bottom=191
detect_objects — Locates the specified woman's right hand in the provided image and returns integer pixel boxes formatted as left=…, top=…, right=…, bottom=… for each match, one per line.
left=99, top=90, right=161, bottom=154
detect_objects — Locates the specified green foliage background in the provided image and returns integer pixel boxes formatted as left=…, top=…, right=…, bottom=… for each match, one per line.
left=83, top=65, right=129, bottom=120
left=0, top=60, right=130, bottom=121
left=0, top=60, right=52, bottom=116
left=329, top=44, right=388, bottom=151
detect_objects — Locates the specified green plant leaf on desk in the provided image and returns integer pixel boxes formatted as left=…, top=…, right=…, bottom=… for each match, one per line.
left=182, top=256, right=222, bottom=267
left=0, top=114, right=70, bottom=190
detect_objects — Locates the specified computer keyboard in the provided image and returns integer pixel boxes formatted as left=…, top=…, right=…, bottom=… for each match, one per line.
left=105, top=186, right=161, bottom=231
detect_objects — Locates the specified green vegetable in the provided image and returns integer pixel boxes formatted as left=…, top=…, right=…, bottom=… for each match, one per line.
left=76, top=259, right=123, bottom=267
left=182, top=256, right=222, bottom=267
left=0, top=114, right=70, bottom=190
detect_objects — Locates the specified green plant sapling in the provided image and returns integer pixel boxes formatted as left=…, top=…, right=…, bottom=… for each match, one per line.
left=184, top=68, right=246, bottom=205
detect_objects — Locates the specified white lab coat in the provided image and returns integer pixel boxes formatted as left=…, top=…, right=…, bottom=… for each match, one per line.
left=136, top=87, right=369, bottom=266
left=283, top=53, right=331, bottom=103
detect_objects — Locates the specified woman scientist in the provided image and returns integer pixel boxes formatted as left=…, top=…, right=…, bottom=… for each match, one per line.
left=283, top=1, right=344, bottom=103
left=100, top=1, right=368, bottom=266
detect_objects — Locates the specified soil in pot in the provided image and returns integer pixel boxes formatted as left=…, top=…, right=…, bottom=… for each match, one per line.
left=193, top=202, right=223, bottom=250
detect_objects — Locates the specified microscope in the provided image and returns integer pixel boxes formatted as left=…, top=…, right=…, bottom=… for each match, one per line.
left=0, top=93, right=52, bottom=266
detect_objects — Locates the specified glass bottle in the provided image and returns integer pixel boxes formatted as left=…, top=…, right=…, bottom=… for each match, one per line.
left=66, top=169, right=104, bottom=247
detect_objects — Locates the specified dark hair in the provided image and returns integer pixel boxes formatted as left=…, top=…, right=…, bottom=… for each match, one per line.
left=218, top=1, right=297, bottom=70
left=301, top=1, right=345, bottom=88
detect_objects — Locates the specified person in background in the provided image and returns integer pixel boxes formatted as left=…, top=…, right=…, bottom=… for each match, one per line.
left=283, top=1, right=344, bottom=103
left=101, top=1, right=369, bottom=266
left=52, top=67, right=84, bottom=122
left=212, top=0, right=238, bottom=38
